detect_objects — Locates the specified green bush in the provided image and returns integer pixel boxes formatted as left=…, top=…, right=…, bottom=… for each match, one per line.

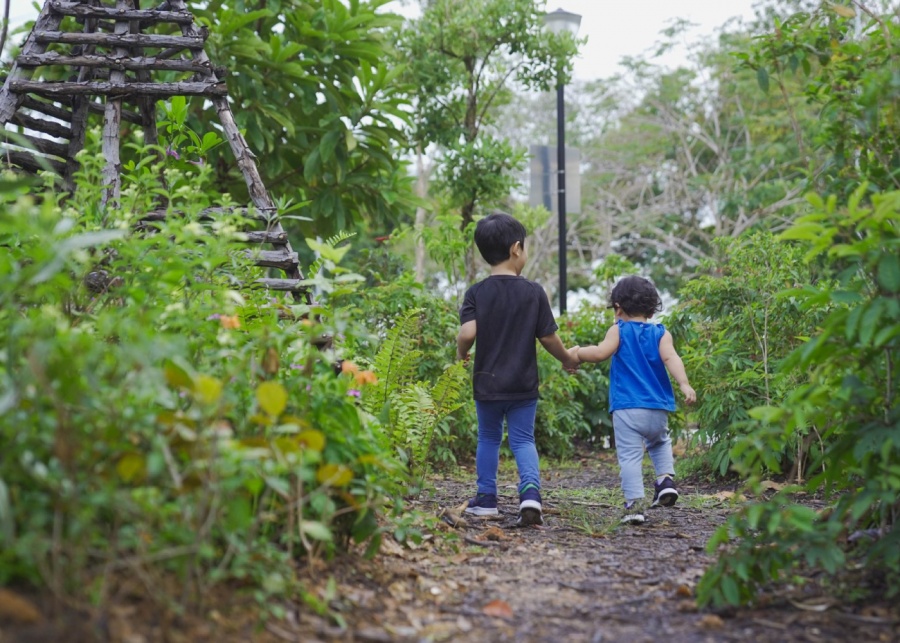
left=665, top=232, right=830, bottom=476
left=0, top=172, right=404, bottom=608
left=698, top=187, right=900, bottom=607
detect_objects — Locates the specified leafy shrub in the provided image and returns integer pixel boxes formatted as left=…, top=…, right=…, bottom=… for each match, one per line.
left=0, top=171, right=404, bottom=608
left=665, top=232, right=830, bottom=476
left=698, top=187, right=900, bottom=606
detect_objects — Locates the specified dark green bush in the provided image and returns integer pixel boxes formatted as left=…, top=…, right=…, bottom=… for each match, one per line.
left=698, top=188, right=900, bottom=607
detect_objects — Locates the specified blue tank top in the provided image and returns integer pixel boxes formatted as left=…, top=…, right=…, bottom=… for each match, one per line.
left=609, top=320, right=676, bottom=413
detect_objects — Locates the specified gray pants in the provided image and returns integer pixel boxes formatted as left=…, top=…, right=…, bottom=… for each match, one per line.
left=612, top=408, right=675, bottom=501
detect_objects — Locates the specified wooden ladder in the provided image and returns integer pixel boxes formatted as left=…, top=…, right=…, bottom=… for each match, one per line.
left=0, top=0, right=308, bottom=301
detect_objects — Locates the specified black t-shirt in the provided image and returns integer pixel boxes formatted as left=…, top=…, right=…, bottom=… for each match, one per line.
left=459, top=275, right=558, bottom=401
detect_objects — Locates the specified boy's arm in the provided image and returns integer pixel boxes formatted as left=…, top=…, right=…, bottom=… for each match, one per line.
left=659, top=331, right=696, bottom=404
left=539, top=332, right=579, bottom=371
left=456, top=320, right=476, bottom=362
left=571, top=324, right=620, bottom=364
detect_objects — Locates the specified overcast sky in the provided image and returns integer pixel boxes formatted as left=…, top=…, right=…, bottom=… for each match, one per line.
left=386, top=0, right=760, bottom=81
left=10, top=0, right=760, bottom=79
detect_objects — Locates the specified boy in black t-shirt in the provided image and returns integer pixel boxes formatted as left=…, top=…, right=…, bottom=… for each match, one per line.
left=456, top=212, right=580, bottom=526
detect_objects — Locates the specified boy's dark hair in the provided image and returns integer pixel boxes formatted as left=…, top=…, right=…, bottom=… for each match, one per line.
left=474, top=211, right=526, bottom=266
left=609, top=275, right=663, bottom=317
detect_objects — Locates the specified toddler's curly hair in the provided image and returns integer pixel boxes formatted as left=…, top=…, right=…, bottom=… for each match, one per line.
left=608, top=275, right=663, bottom=318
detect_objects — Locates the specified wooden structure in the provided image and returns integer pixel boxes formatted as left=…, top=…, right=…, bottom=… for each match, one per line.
left=0, top=1, right=307, bottom=298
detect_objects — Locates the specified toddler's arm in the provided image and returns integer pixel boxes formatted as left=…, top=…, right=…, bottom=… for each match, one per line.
left=659, top=331, right=696, bottom=404
left=571, top=324, right=620, bottom=364
left=539, top=332, right=580, bottom=371
left=456, top=320, right=476, bottom=362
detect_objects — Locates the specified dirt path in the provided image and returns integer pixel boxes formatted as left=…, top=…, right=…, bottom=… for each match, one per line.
left=3, top=453, right=898, bottom=642
left=283, top=452, right=899, bottom=643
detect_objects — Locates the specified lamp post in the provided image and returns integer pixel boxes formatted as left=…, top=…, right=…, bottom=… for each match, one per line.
left=542, top=8, right=580, bottom=315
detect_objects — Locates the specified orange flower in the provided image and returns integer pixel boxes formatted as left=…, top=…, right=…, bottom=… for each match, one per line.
left=219, top=315, right=240, bottom=329
left=340, top=360, right=359, bottom=375
left=354, top=370, right=378, bottom=386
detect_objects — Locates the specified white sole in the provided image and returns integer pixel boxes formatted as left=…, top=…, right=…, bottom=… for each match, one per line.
left=651, top=488, right=679, bottom=508
left=463, top=507, right=498, bottom=516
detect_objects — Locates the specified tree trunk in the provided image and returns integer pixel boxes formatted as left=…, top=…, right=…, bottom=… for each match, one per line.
left=414, top=146, right=430, bottom=283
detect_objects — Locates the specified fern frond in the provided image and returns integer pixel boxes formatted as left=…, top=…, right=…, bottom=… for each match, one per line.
left=368, top=309, right=424, bottom=409
left=431, top=361, right=468, bottom=418
left=307, top=231, right=357, bottom=278
left=395, top=383, right=436, bottom=477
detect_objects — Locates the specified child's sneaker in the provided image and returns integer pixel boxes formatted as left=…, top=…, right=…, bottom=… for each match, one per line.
left=464, top=493, right=498, bottom=516
left=620, top=499, right=647, bottom=525
left=517, top=485, right=543, bottom=526
left=651, top=476, right=679, bottom=508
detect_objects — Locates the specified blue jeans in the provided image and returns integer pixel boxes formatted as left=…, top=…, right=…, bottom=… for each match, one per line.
left=613, top=408, right=675, bottom=501
left=474, top=399, right=540, bottom=495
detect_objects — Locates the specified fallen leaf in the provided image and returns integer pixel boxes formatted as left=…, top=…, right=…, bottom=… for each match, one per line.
left=482, top=526, right=508, bottom=541
left=387, top=581, right=413, bottom=602
left=439, top=508, right=468, bottom=529
left=0, top=589, right=42, bottom=624
left=675, top=584, right=693, bottom=598
left=699, top=614, right=724, bottom=629
left=707, top=490, right=746, bottom=501
left=759, top=480, right=787, bottom=492
left=482, top=599, right=514, bottom=619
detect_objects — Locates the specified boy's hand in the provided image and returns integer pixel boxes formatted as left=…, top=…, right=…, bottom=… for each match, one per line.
left=457, top=351, right=470, bottom=364
left=680, top=383, right=697, bottom=405
left=562, top=346, right=580, bottom=373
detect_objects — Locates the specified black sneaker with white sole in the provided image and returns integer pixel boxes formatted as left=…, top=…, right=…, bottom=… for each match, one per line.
left=517, top=485, right=543, bottom=526
left=651, top=476, right=679, bottom=507
left=464, top=493, right=499, bottom=516
left=620, top=499, right=647, bottom=525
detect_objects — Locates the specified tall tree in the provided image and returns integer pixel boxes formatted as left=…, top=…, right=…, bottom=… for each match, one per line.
left=398, top=0, right=579, bottom=279
left=493, top=18, right=821, bottom=294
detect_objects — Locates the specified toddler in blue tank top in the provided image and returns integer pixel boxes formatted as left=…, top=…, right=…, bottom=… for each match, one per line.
left=568, top=276, right=696, bottom=525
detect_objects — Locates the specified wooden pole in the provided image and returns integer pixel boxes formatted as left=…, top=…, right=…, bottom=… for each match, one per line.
left=0, top=3, right=63, bottom=123
left=101, top=1, right=133, bottom=208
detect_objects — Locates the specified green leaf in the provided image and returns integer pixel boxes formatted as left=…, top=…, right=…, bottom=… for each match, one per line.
left=877, top=253, right=900, bottom=292
left=721, top=574, right=741, bottom=605
left=163, top=358, right=194, bottom=390
left=756, top=67, right=770, bottom=94
left=300, top=520, right=334, bottom=542
left=0, top=478, right=14, bottom=545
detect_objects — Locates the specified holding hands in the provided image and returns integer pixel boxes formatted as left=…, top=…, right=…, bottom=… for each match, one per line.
left=561, top=346, right=580, bottom=373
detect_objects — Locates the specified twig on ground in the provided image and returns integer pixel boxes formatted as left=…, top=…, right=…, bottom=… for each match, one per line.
left=463, top=536, right=504, bottom=548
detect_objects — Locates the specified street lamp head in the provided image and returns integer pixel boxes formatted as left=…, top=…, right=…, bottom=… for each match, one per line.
left=542, top=8, right=581, bottom=37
